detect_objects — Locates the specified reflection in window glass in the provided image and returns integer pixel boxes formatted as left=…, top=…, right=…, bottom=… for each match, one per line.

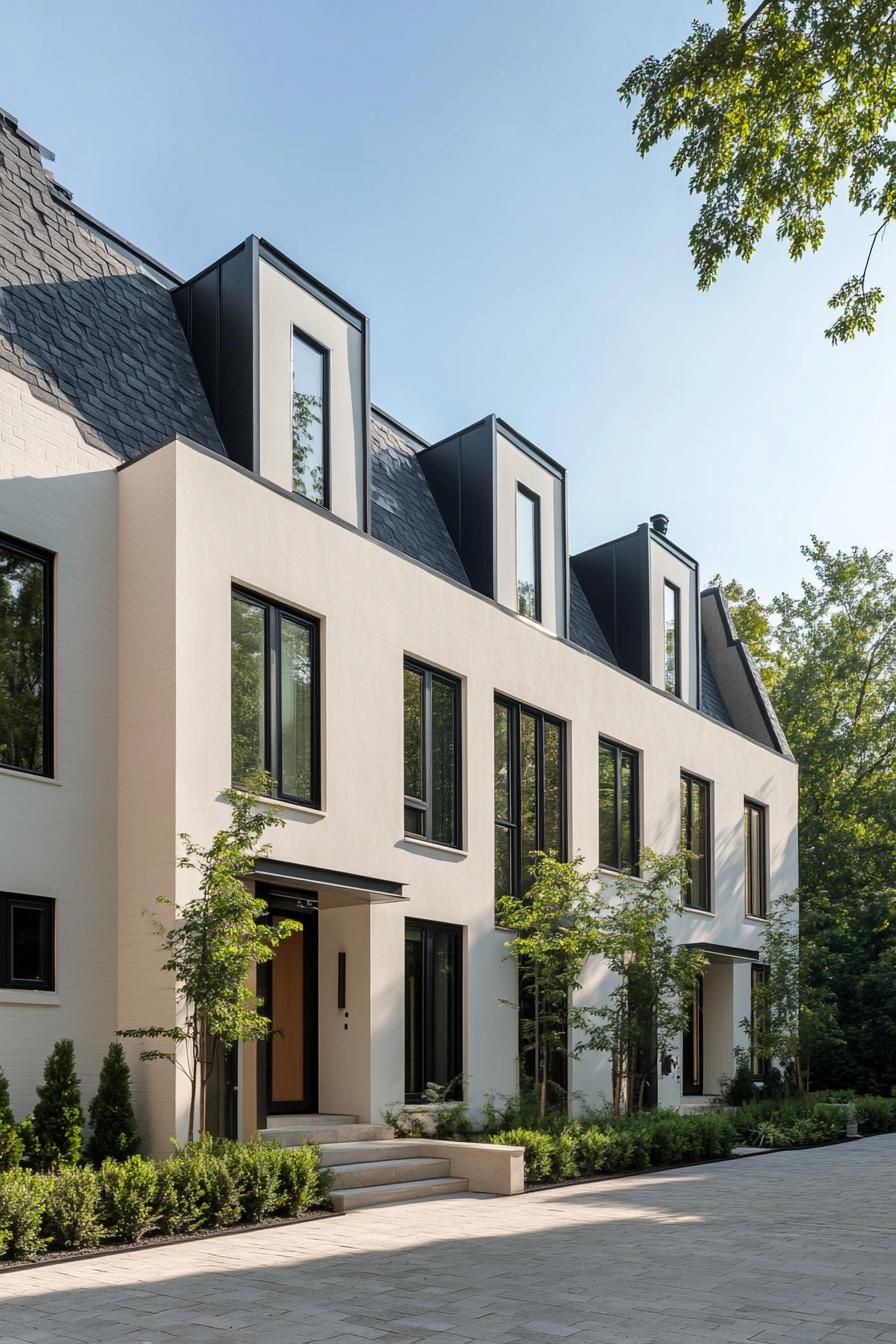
left=744, top=802, right=767, bottom=917
left=0, top=540, right=50, bottom=774
left=292, top=333, right=326, bottom=505
left=431, top=677, right=457, bottom=846
left=403, top=661, right=460, bottom=846
left=681, top=773, right=710, bottom=910
left=403, top=665, right=425, bottom=833
left=1, top=895, right=54, bottom=991
left=230, top=595, right=266, bottom=786
left=404, top=920, right=461, bottom=1103
left=598, top=740, right=638, bottom=872
left=494, top=698, right=565, bottom=906
left=280, top=617, right=313, bottom=801
left=664, top=582, right=680, bottom=696
left=516, top=488, right=540, bottom=619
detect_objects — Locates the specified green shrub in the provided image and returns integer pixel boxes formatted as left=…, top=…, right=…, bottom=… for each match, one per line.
left=852, top=1095, right=896, bottom=1134
left=87, top=1043, right=140, bottom=1165
left=490, top=1129, right=556, bottom=1183
left=279, top=1144, right=332, bottom=1214
left=433, top=1102, right=473, bottom=1140
left=32, top=1039, right=83, bottom=1170
left=0, top=1169, right=47, bottom=1259
left=645, top=1112, right=687, bottom=1165
left=45, top=1165, right=101, bottom=1250
left=689, top=1111, right=738, bottom=1159
left=575, top=1127, right=611, bottom=1176
left=720, top=1059, right=757, bottom=1107
left=158, top=1140, right=242, bottom=1233
left=98, top=1155, right=158, bottom=1242
left=226, top=1139, right=284, bottom=1222
left=0, top=1068, right=23, bottom=1172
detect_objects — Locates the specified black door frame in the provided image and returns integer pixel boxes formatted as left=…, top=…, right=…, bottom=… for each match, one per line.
left=256, top=887, right=319, bottom=1121
left=682, top=976, right=704, bottom=1096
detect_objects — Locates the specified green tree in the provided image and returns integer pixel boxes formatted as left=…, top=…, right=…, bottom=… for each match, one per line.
left=32, top=1039, right=83, bottom=1170
left=120, top=775, right=300, bottom=1140
left=0, top=546, right=47, bottom=771
left=497, top=852, right=604, bottom=1119
left=588, top=850, right=707, bottom=1114
left=0, top=1066, right=23, bottom=1171
left=86, top=1042, right=140, bottom=1165
left=620, top=2, right=896, bottom=342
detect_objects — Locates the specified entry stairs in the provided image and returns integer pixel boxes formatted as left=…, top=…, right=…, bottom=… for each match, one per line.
left=261, top=1114, right=469, bottom=1211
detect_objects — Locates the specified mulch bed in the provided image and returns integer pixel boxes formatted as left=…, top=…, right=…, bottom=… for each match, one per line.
left=0, top=1209, right=341, bottom=1273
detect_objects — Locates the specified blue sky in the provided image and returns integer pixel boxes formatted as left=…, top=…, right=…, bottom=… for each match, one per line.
left=2, top=1, right=893, bottom=596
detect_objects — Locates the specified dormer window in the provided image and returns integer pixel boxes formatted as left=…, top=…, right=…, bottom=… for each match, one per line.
left=516, top=486, right=540, bottom=620
left=664, top=581, right=680, bottom=696
left=291, top=329, right=328, bottom=507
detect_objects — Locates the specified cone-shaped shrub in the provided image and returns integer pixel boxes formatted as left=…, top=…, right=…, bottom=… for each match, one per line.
left=32, top=1039, right=83, bottom=1170
left=0, top=1067, right=23, bottom=1171
left=86, top=1043, right=140, bottom=1165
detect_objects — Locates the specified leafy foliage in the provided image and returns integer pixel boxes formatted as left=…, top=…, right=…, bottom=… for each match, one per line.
left=98, top=1155, right=159, bottom=1243
left=0, top=1067, right=23, bottom=1172
left=620, top=2, right=896, bottom=341
left=120, top=774, right=299, bottom=1139
left=0, top=1169, right=46, bottom=1259
left=45, top=1165, right=102, bottom=1250
left=86, top=1042, right=140, bottom=1165
left=32, top=1039, right=83, bottom=1170
left=0, top=544, right=47, bottom=771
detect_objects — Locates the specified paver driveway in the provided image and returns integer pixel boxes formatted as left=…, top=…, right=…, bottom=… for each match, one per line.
left=1, top=1135, right=895, bottom=1344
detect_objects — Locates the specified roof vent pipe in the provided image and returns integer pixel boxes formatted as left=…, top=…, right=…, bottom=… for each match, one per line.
left=650, top=513, right=669, bottom=536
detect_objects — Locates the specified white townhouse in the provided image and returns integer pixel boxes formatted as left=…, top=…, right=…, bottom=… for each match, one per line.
left=0, top=109, right=798, bottom=1156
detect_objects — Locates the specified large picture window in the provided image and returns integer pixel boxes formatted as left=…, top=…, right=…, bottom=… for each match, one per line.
left=495, top=697, right=565, bottom=903
left=403, top=660, right=461, bottom=848
left=664, top=581, right=680, bottom=697
left=515, top=486, right=540, bottom=620
left=598, top=739, right=639, bottom=873
left=1, top=893, right=54, bottom=991
left=405, top=919, right=462, bottom=1103
left=744, top=800, right=768, bottom=918
left=680, top=772, right=711, bottom=911
left=0, top=534, right=52, bottom=776
left=231, top=588, right=319, bottom=806
left=291, top=330, right=328, bottom=507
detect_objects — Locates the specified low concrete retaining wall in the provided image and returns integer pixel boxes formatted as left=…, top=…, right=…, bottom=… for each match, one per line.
left=407, top=1140, right=524, bottom=1195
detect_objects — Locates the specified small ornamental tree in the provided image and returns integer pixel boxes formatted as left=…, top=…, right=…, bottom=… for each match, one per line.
left=121, top=774, right=300, bottom=1140
left=498, top=852, right=604, bottom=1119
left=589, top=850, right=707, bottom=1114
left=0, top=1066, right=23, bottom=1171
left=86, top=1042, right=140, bottom=1165
left=32, top=1039, right=83, bottom=1170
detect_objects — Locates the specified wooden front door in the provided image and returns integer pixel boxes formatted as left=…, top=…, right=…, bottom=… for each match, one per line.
left=266, top=907, right=318, bottom=1114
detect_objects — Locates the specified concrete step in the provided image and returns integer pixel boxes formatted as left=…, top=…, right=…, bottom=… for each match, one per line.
left=265, top=1113, right=357, bottom=1128
left=330, top=1157, right=451, bottom=1191
left=261, top=1123, right=394, bottom=1146
left=319, top=1139, right=426, bottom=1167
left=330, top=1176, right=469, bottom=1212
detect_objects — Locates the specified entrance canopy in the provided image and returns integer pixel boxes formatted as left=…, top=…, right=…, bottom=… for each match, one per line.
left=252, top=858, right=408, bottom=908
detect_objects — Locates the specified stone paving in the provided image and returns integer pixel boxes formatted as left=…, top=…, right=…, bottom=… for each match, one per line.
left=1, top=1135, right=895, bottom=1344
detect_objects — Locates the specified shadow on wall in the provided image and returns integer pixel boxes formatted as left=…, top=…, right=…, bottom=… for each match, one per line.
left=0, top=275, right=223, bottom=460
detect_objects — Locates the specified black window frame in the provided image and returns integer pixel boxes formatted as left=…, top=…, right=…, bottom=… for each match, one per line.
left=404, top=918, right=463, bottom=1104
left=0, top=531, right=54, bottom=779
left=751, top=963, right=769, bottom=1078
left=744, top=798, right=768, bottom=919
left=231, top=586, right=321, bottom=808
left=290, top=326, right=331, bottom=510
left=403, top=658, right=462, bottom=849
left=1, top=893, right=55, bottom=991
left=598, top=738, right=640, bottom=875
left=680, top=771, right=712, bottom=912
left=494, top=695, right=567, bottom=906
left=515, top=484, right=542, bottom=622
left=663, top=580, right=681, bottom=698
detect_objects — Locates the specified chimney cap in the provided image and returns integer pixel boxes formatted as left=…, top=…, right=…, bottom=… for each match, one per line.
left=650, top=513, right=670, bottom=536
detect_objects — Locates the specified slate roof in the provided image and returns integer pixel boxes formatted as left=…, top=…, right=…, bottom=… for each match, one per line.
left=701, top=637, right=733, bottom=726
left=370, top=412, right=470, bottom=585
left=0, top=109, right=223, bottom=461
left=569, top=569, right=616, bottom=663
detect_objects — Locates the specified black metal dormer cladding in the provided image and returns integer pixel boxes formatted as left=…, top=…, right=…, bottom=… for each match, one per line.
left=173, top=237, right=371, bottom=530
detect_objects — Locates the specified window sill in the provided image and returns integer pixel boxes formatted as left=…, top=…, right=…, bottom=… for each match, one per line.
left=252, top=795, right=326, bottom=819
left=401, top=835, right=467, bottom=857
left=744, top=913, right=769, bottom=924
left=681, top=905, right=714, bottom=917
left=0, top=988, right=60, bottom=1005
left=0, top=766, right=61, bottom=787
left=599, top=865, right=642, bottom=881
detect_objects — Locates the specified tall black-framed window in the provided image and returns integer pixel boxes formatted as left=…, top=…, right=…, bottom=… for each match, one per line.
left=680, top=772, right=711, bottom=911
left=751, top=963, right=769, bottom=1077
left=1, top=893, right=54, bottom=991
left=403, top=659, right=461, bottom=848
left=0, top=533, right=53, bottom=777
left=230, top=587, right=320, bottom=806
left=744, top=800, right=768, bottom=919
left=664, top=581, right=681, bottom=697
left=515, top=486, right=541, bottom=620
left=598, top=739, right=639, bottom=873
left=404, top=919, right=462, bottom=1103
left=291, top=329, right=329, bottom=508
left=494, top=696, right=565, bottom=904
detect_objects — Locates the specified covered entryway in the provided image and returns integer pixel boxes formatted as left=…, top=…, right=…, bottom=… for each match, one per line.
left=682, top=943, right=759, bottom=1101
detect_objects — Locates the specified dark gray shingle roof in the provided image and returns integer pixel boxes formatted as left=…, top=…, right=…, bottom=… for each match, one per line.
left=569, top=569, right=616, bottom=663
left=701, top=638, right=733, bottom=726
left=370, top=413, right=470, bottom=584
left=0, top=110, right=223, bottom=461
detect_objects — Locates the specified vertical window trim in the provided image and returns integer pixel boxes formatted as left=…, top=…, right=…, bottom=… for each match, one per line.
left=0, top=531, right=54, bottom=779
left=744, top=799, right=768, bottom=919
left=404, top=918, right=463, bottom=1104
left=494, top=695, right=566, bottom=907
left=680, top=771, right=712, bottom=912
left=231, top=586, right=321, bottom=808
left=403, top=658, right=462, bottom=849
left=598, top=738, right=640, bottom=875
left=515, top=485, right=541, bottom=622
left=1, top=893, right=55, bottom=991
left=290, top=327, right=331, bottom=510
left=664, top=580, right=681, bottom=697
